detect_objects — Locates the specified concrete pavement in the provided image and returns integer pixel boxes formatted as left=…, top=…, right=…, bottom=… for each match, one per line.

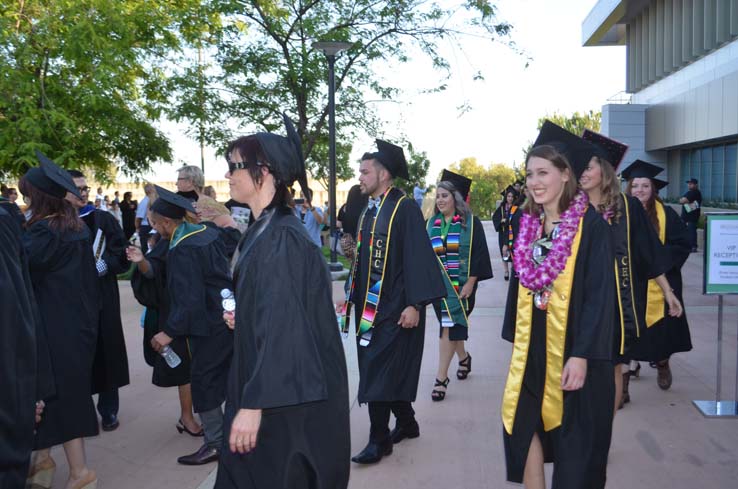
left=41, top=221, right=738, bottom=488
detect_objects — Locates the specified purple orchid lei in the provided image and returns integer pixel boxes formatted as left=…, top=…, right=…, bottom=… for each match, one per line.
left=513, top=190, right=589, bottom=293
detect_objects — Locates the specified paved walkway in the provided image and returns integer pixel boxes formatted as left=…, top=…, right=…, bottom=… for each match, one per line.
left=42, top=222, right=738, bottom=488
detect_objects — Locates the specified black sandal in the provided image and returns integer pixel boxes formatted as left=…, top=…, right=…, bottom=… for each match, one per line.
left=431, top=377, right=449, bottom=402
left=457, top=353, right=472, bottom=380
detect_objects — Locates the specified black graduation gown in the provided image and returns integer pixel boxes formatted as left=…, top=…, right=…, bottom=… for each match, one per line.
left=164, top=225, right=233, bottom=413
left=130, top=238, right=192, bottom=387
left=215, top=207, right=350, bottom=489
left=501, top=208, right=615, bottom=489
left=611, top=194, right=670, bottom=362
left=120, top=200, right=137, bottom=239
left=23, top=219, right=100, bottom=448
left=431, top=215, right=493, bottom=339
left=0, top=208, right=48, bottom=483
left=82, top=210, right=131, bottom=394
left=492, top=203, right=509, bottom=253
left=630, top=205, right=692, bottom=361
left=0, top=198, right=25, bottom=228
left=352, top=198, right=446, bottom=403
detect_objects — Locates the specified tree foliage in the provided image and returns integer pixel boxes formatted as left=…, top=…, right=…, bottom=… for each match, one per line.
left=394, top=142, right=431, bottom=196
left=0, top=0, right=211, bottom=181
left=167, top=0, right=516, bottom=185
left=445, top=157, right=515, bottom=218
left=537, top=110, right=601, bottom=137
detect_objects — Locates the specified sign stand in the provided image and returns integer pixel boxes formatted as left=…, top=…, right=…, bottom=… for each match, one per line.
left=693, top=212, right=738, bottom=417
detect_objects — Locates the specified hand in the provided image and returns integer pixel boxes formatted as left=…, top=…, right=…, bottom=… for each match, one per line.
left=665, top=291, right=683, bottom=317
left=151, top=332, right=173, bottom=353
left=126, top=245, right=144, bottom=263
left=229, top=408, right=262, bottom=454
left=397, top=306, right=420, bottom=328
left=335, top=300, right=346, bottom=314
left=561, top=357, right=587, bottom=391
left=223, top=311, right=235, bottom=330
left=459, top=282, right=475, bottom=300
left=35, top=400, right=45, bottom=424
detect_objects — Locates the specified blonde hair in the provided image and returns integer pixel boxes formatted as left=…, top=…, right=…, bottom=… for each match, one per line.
left=591, top=156, right=622, bottom=222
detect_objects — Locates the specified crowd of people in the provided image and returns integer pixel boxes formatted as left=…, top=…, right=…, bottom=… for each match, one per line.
left=1, top=116, right=698, bottom=489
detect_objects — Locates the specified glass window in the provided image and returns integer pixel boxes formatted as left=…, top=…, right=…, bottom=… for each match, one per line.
left=700, top=147, right=712, bottom=200
left=680, top=150, right=690, bottom=195
left=712, top=146, right=724, bottom=201
left=726, top=144, right=737, bottom=202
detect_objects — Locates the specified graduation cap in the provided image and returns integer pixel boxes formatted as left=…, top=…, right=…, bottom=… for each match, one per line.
left=500, top=185, right=518, bottom=197
left=251, top=113, right=312, bottom=201
left=24, top=150, right=81, bottom=200
left=440, top=169, right=472, bottom=200
left=581, top=129, right=629, bottom=171
left=620, top=159, right=664, bottom=181
left=374, top=139, right=409, bottom=180
left=532, top=120, right=599, bottom=179
left=150, top=185, right=196, bottom=219
left=653, top=178, right=668, bottom=191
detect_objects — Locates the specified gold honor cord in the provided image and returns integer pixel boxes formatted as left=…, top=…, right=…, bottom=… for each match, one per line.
left=502, top=218, right=583, bottom=435
left=645, top=201, right=667, bottom=327
left=622, top=194, right=641, bottom=338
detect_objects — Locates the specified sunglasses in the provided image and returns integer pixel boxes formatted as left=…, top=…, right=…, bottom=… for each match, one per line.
left=226, top=158, right=270, bottom=174
left=77, top=186, right=90, bottom=192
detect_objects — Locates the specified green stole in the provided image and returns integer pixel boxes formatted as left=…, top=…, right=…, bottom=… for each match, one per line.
left=170, top=222, right=207, bottom=249
left=426, top=212, right=473, bottom=328
left=342, top=187, right=406, bottom=346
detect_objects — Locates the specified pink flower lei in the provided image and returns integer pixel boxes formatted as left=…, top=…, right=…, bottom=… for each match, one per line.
left=513, top=190, right=589, bottom=293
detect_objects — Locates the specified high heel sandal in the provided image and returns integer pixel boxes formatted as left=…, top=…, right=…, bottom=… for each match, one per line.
left=629, top=362, right=641, bottom=378
left=67, top=469, right=97, bottom=489
left=27, top=457, right=56, bottom=489
left=177, top=418, right=204, bottom=437
left=457, top=353, right=472, bottom=380
left=431, top=377, right=450, bottom=402
left=504, top=271, right=510, bottom=281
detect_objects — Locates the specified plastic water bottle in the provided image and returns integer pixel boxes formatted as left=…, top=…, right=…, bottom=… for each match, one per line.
left=221, top=289, right=236, bottom=314
left=160, top=345, right=181, bottom=368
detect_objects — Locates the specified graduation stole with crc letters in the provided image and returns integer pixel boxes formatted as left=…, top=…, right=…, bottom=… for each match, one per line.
left=645, top=200, right=667, bottom=327
left=426, top=212, right=472, bottom=328
left=342, top=187, right=406, bottom=340
left=611, top=193, right=640, bottom=355
left=501, top=217, right=583, bottom=435
left=170, top=222, right=207, bottom=249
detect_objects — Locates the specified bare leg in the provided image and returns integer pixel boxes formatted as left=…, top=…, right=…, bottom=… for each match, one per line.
left=63, top=438, right=95, bottom=488
left=178, top=384, right=201, bottom=433
left=454, top=340, right=467, bottom=364
left=503, top=260, right=509, bottom=275
left=614, top=363, right=623, bottom=415
left=435, top=328, right=455, bottom=396
left=523, top=433, right=546, bottom=489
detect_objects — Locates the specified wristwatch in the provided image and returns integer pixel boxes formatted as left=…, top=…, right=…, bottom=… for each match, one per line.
left=411, top=303, right=423, bottom=311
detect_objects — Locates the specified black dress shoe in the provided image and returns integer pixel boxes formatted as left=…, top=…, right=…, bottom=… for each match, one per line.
left=351, top=440, right=392, bottom=464
left=101, top=415, right=120, bottom=432
left=389, top=422, right=420, bottom=444
left=177, top=444, right=220, bottom=465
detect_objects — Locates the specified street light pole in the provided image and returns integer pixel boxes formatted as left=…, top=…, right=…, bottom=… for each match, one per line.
left=313, top=41, right=352, bottom=272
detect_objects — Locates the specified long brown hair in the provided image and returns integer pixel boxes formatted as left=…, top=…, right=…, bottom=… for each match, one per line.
left=522, top=145, right=578, bottom=216
left=591, top=156, right=622, bottom=222
left=434, top=181, right=471, bottom=228
left=625, top=178, right=661, bottom=234
left=18, top=176, right=83, bottom=231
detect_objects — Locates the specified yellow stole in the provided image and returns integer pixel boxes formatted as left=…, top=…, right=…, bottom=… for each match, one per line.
left=645, top=201, right=667, bottom=327
left=502, top=217, right=584, bottom=435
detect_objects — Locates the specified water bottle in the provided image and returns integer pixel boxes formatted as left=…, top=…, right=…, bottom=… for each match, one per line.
left=160, top=345, right=181, bottom=368
left=221, top=289, right=236, bottom=313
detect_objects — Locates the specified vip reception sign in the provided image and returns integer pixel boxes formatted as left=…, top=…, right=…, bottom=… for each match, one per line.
left=704, top=213, right=738, bottom=295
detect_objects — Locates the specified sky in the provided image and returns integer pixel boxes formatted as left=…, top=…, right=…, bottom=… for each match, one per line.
left=141, top=0, right=626, bottom=186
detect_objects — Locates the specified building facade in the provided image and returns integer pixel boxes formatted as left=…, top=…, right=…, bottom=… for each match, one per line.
left=583, top=0, right=738, bottom=204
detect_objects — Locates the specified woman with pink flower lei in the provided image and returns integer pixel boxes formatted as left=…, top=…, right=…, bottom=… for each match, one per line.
left=501, top=122, right=616, bottom=489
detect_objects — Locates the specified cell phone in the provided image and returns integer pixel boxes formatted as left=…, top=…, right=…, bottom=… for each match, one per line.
left=294, top=198, right=305, bottom=205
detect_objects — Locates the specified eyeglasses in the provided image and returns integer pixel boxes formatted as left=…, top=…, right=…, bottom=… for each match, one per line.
left=77, top=186, right=90, bottom=192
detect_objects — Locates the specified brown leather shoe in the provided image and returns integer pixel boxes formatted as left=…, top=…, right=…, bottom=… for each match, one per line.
left=657, top=360, right=673, bottom=390
left=177, top=444, right=219, bottom=465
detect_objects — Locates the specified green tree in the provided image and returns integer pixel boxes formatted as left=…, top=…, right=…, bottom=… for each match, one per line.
left=394, top=142, right=431, bottom=196
left=167, top=0, right=516, bottom=186
left=0, top=1, right=209, bottom=181
left=447, top=157, right=515, bottom=218
left=537, top=110, right=601, bottom=135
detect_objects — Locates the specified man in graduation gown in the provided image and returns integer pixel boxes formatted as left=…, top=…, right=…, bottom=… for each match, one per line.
left=345, top=141, right=446, bottom=464
left=68, top=171, right=130, bottom=431
left=148, top=186, right=233, bottom=465
left=0, top=207, right=54, bottom=489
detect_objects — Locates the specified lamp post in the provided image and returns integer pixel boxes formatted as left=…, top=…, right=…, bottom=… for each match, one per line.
left=313, top=41, right=352, bottom=272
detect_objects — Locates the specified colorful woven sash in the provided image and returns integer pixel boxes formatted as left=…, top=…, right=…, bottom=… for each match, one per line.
left=342, top=187, right=405, bottom=345
left=427, top=213, right=472, bottom=328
